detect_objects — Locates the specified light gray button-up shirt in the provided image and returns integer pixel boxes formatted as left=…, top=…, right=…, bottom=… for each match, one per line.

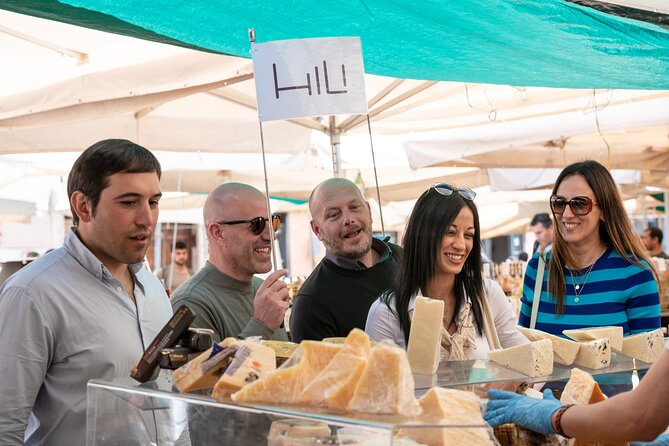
left=0, top=228, right=172, bottom=445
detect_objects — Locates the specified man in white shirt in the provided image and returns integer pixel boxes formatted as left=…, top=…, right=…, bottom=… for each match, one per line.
left=0, top=139, right=173, bottom=445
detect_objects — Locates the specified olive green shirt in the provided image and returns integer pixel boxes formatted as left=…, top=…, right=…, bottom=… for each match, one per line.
left=171, top=262, right=288, bottom=342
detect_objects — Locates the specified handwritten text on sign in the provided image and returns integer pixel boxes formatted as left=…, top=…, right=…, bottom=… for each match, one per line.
left=252, top=37, right=367, bottom=122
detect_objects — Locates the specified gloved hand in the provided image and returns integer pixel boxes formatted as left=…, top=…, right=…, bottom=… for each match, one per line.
left=484, top=389, right=563, bottom=435
left=631, top=434, right=669, bottom=446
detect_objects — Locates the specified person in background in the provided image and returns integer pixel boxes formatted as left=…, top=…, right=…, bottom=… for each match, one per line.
left=641, top=226, right=669, bottom=259
left=0, top=139, right=172, bottom=445
left=155, top=240, right=193, bottom=292
left=519, top=160, right=660, bottom=394
left=171, top=183, right=289, bottom=343
left=366, top=183, right=528, bottom=361
left=289, top=178, right=401, bottom=342
left=530, top=212, right=554, bottom=254
left=485, top=346, right=669, bottom=445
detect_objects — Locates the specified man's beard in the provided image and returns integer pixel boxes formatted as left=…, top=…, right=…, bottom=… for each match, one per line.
left=324, top=226, right=373, bottom=259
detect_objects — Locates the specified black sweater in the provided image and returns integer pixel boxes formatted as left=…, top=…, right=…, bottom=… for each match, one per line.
left=289, top=244, right=400, bottom=342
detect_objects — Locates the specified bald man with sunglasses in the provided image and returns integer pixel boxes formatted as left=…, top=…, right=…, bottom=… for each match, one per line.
left=171, top=183, right=289, bottom=342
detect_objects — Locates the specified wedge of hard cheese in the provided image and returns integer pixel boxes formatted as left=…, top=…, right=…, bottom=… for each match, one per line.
left=563, top=326, right=623, bottom=352
left=172, top=337, right=238, bottom=392
left=488, top=339, right=553, bottom=377
left=267, top=419, right=330, bottom=446
left=560, top=368, right=629, bottom=446
left=560, top=367, right=606, bottom=405
left=231, top=340, right=341, bottom=403
left=260, top=340, right=299, bottom=366
left=621, top=328, right=664, bottom=363
left=517, top=327, right=580, bottom=365
left=211, top=341, right=276, bottom=400
left=296, top=328, right=370, bottom=409
left=407, top=296, right=444, bottom=374
left=573, top=338, right=611, bottom=369
left=347, top=343, right=421, bottom=416
left=398, top=387, right=494, bottom=446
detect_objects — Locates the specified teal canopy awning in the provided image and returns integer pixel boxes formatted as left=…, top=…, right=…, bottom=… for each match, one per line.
left=1, top=0, right=668, bottom=89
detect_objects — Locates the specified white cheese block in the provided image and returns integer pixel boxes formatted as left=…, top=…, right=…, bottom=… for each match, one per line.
left=563, top=326, right=623, bottom=352
left=621, top=329, right=664, bottom=363
left=488, top=339, right=553, bottom=378
left=517, top=326, right=580, bottom=366
left=267, top=419, right=331, bottom=446
left=573, top=338, right=611, bottom=369
left=407, top=296, right=444, bottom=374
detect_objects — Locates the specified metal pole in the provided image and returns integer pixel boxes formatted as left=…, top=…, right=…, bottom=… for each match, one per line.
left=250, top=28, right=279, bottom=272
left=366, top=114, right=385, bottom=236
left=329, top=116, right=341, bottom=178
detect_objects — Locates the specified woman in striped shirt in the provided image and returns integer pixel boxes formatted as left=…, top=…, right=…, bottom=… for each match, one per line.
left=519, top=160, right=660, bottom=350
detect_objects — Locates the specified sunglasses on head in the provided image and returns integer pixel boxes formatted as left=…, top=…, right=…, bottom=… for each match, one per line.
left=432, top=183, right=476, bottom=201
left=217, top=215, right=282, bottom=235
left=550, top=195, right=598, bottom=216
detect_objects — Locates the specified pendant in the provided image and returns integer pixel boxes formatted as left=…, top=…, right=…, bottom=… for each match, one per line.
left=574, top=297, right=580, bottom=303
left=575, top=284, right=580, bottom=290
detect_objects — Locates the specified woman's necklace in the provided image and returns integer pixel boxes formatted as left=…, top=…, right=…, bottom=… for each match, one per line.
left=568, top=262, right=596, bottom=303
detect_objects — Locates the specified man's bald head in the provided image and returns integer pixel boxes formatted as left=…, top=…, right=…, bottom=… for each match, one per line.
left=308, top=178, right=373, bottom=260
left=204, top=183, right=266, bottom=228
left=309, top=178, right=366, bottom=220
left=203, top=182, right=273, bottom=280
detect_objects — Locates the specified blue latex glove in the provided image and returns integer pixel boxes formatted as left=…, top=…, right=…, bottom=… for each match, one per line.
left=484, top=389, right=563, bottom=435
left=631, top=434, right=669, bottom=446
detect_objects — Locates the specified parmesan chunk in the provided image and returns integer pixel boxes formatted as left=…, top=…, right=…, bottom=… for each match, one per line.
left=407, top=296, right=444, bottom=374
left=398, top=387, right=493, bottom=446
left=487, top=339, right=553, bottom=377
left=621, top=329, right=664, bottom=363
left=517, top=326, right=580, bottom=366
left=573, top=338, right=611, bottom=369
left=347, top=343, right=420, bottom=416
left=296, top=328, right=370, bottom=409
left=231, top=341, right=341, bottom=403
left=563, top=326, right=623, bottom=352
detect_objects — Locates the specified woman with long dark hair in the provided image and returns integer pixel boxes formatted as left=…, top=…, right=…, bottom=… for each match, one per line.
left=365, top=184, right=526, bottom=360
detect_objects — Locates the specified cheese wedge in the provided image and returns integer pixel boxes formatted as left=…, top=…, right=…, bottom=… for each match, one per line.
left=621, top=328, right=664, bottom=363
left=296, top=328, right=370, bottom=408
left=517, top=326, right=580, bottom=366
left=347, top=343, right=421, bottom=416
left=573, top=338, right=611, bottom=369
left=260, top=340, right=299, bottom=366
left=231, top=341, right=341, bottom=403
left=407, top=296, right=444, bottom=374
left=211, top=341, right=276, bottom=400
left=560, top=367, right=606, bottom=405
left=398, top=387, right=494, bottom=446
left=267, top=419, right=330, bottom=446
left=563, top=326, right=623, bottom=352
left=488, top=339, right=553, bottom=377
left=172, top=337, right=237, bottom=392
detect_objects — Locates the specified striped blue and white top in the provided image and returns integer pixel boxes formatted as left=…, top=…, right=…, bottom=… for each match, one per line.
left=519, top=248, right=661, bottom=336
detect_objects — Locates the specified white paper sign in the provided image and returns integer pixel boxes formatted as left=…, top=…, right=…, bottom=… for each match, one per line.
left=252, top=37, right=368, bottom=122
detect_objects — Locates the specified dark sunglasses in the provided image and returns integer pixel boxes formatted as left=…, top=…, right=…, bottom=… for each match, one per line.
left=217, top=215, right=282, bottom=235
left=550, top=195, right=598, bottom=216
left=432, top=183, right=476, bottom=201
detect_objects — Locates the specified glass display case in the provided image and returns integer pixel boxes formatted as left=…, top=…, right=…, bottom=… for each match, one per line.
left=87, top=371, right=493, bottom=446
left=87, top=351, right=656, bottom=445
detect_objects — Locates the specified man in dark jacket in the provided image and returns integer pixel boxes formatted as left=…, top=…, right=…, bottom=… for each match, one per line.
left=290, top=178, right=401, bottom=342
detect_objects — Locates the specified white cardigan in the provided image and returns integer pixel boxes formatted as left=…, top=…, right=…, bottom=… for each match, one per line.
left=365, top=278, right=528, bottom=360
